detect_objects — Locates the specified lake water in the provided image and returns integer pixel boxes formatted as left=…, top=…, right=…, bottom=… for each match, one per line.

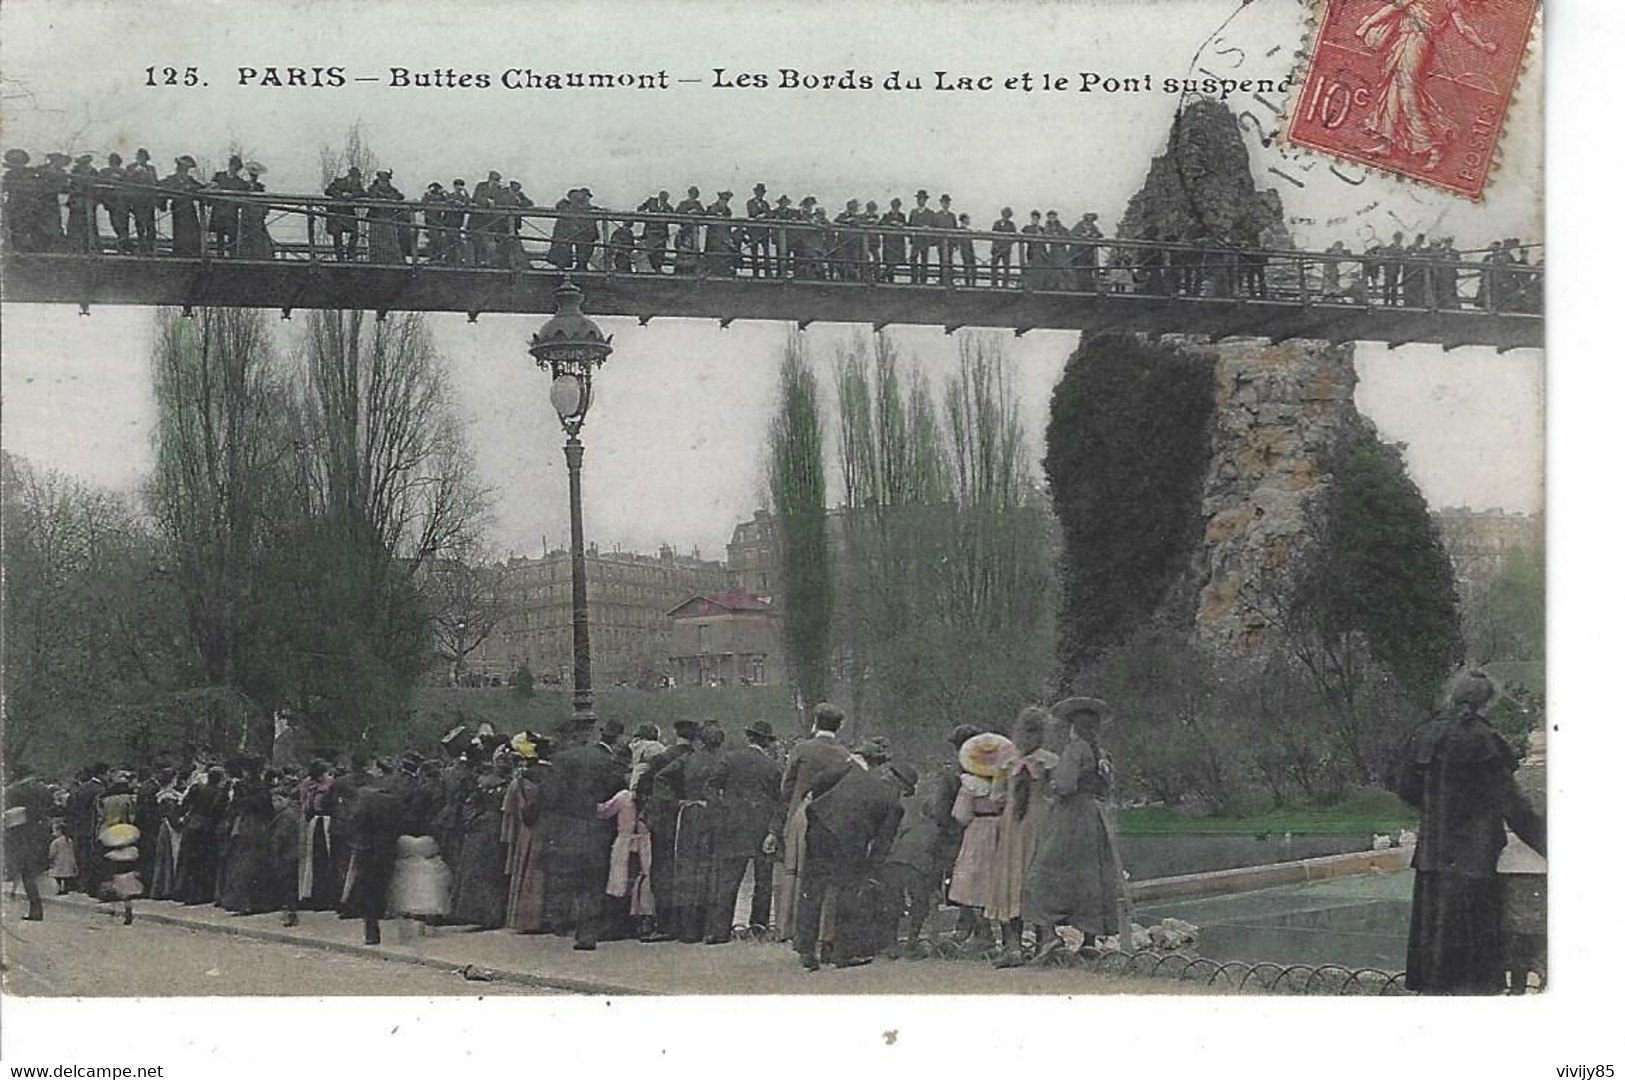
left=1118, top=832, right=1376, bottom=881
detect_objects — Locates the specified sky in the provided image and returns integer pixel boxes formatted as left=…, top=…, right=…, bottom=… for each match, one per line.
left=0, top=0, right=1545, bottom=560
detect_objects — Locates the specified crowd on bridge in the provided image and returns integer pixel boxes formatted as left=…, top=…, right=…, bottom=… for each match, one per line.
left=4, top=701, right=1126, bottom=971
left=2, top=145, right=1542, bottom=313
left=6, top=671, right=1545, bottom=991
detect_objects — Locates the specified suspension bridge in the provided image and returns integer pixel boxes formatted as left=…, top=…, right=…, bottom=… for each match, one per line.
left=0, top=185, right=1543, bottom=351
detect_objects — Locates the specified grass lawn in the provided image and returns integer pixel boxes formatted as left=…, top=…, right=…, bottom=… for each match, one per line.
left=1487, top=659, right=1544, bottom=696
left=1116, top=788, right=1418, bottom=836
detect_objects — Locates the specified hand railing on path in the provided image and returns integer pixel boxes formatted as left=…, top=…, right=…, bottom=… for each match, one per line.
left=3, top=179, right=1545, bottom=318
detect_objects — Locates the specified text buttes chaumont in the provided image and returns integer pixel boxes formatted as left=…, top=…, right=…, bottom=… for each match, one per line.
left=234, top=68, right=1286, bottom=99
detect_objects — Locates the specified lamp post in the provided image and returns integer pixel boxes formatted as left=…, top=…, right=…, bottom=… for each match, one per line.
left=529, top=279, right=614, bottom=726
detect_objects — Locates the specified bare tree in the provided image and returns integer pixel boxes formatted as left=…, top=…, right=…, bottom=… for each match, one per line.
left=421, top=542, right=509, bottom=686
left=148, top=307, right=298, bottom=691
left=294, top=309, right=486, bottom=574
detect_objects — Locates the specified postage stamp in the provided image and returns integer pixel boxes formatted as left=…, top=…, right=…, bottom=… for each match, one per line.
left=1287, top=0, right=1540, bottom=199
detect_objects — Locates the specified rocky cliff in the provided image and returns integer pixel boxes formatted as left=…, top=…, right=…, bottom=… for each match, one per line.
left=1046, top=102, right=1457, bottom=691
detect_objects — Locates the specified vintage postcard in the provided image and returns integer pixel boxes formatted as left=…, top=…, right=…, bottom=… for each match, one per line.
left=0, top=0, right=1558, bottom=1065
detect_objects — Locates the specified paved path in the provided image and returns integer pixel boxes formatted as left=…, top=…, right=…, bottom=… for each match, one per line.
left=2, top=899, right=543, bottom=997
left=4, top=892, right=1214, bottom=997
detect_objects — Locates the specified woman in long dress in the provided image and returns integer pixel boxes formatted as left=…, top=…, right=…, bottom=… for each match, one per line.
left=450, top=769, right=510, bottom=929
left=947, top=735, right=1010, bottom=935
left=297, top=760, right=338, bottom=911
left=219, top=767, right=277, bottom=914
left=1021, top=697, right=1125, bottom=964
left=986, top=708, right=1060, bottom=967
left=237, top=164, right=274, bottom=259
left=501, top=746, right=555, bottom=934
left=176, top=767, right=227, bottom=905
left=1391, top=669, right=1545, bottom=994
left=147, top=772, right=184, bottom=900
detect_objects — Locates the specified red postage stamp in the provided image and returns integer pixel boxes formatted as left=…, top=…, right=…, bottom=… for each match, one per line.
left=1286, top=0, right=1539, bottom=200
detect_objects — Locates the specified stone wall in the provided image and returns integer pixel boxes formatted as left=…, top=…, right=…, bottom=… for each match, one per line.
left=1181, top=335, right=1359, bottom=657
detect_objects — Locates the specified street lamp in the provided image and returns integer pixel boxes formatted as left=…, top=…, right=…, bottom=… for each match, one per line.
left=529, top=279, right=614, bottom=726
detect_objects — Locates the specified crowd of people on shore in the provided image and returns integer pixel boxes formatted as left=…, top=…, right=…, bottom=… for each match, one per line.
left=1, top=146, right=1541, bottom=311
left=4, top=699, right=1125, bottom=971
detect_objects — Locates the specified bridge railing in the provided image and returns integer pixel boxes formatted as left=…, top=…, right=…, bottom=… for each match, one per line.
left=3, top=179, right=1545, bottom=317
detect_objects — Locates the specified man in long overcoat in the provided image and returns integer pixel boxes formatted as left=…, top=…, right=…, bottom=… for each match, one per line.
left=704, top=719, right=782, bottom=939
left=549, top=718, right=627, bottom=950
left=4, top=763, right=55, bottom=921
left=635, top=717, right=696, bottom=940
left=1390, top=669, right=1545, bottom=994
left=66, top=764, right=107, bottom=895
left=349, top=767, right=408, bottom=945
left=795, top=745, right=915, bottom=970
left=774, top=703, right=856, bottom=943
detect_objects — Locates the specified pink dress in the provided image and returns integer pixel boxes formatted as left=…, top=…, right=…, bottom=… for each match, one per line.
left=598, top=789, right=654, bottom=916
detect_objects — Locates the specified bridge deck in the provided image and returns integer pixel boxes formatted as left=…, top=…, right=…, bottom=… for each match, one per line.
left=1, top=254, right=1541, bottom=350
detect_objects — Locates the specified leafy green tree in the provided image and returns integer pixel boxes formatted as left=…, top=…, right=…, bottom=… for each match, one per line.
left=1466, top=542, right=1544, bottom=663
left=2, top=452, right=187, bottom=768
left=1314, top=424, right=1464, bottom=705
left=768, top=333, right=834, bottom=712
left=1043, top=333, right=1215, bottom=676
left=833, top=333, right=1053, bottom=756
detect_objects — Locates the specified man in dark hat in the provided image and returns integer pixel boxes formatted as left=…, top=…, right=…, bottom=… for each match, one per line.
left=548, top=717, right=628, bottom=949
left=67, top=154, right=98, bottom=253
left=704, top=718, right=782, bottom=938
left=797, top=196, right=824, bottom=279
left=161, top=155, right=204, bottom=256
left=635, top=717, right=698, bottom=940
left=701, top=189, right=735, bottom=276
left=565, top=186, right=599, bottom=272
left=877, top=196, right=907, bottom=283
left=674, top=185, right=704, bottom=275
left=207, top=154, right=250, bottom=257
left=348, top=764, right=409, bottom=945
left=635, top=189, right=673, bottom=272
left=989, top=206, right=1017, bottom=287
left=935, top=194, right=957, bottom=284
left=420, top=181, right=449, bottom=262
left=608, top=218, right=637, bottom=273
left=832, top=198, right=862, bottom=282
left=124, top=149, right=159, bottom=254
left=93, top=152, right=132, bottom=254
left=2, top=149, right=38, bottom=251
left=4, top=762, right=55, bottom=921
left=775, top=702, right=853, bottom=943
left=324, top=165, right=364, bottom=260
left=768, top=194, right=797, bottom=278
left=795, top=743, right=914, bottom=970
left=65, top=763, right=109, bottom=895
left=33, top=153, right=70, bottom=251
left=907, top=188, right=933, bottom=284
left=745, top=182, right=772, bottom=277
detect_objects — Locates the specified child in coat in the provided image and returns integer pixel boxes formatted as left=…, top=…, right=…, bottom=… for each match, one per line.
left=48, top=821, right=77, bottom=894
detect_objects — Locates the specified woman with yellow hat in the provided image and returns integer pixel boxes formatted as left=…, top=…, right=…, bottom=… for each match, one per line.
left=98, top=774, right=143, bottom=925
left=947, top=730, right=1015, bottom=943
